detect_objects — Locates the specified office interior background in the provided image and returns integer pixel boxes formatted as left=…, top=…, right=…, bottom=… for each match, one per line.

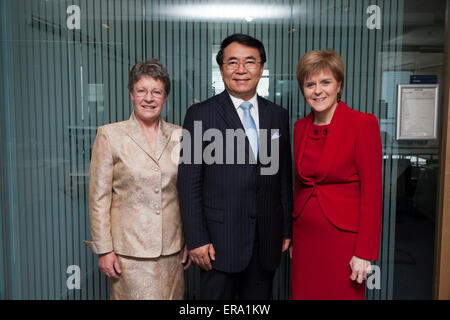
left=1, top=0, right=449, bottom=299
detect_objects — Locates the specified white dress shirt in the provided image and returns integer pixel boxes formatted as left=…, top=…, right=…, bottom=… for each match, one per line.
left=228, top=92, right=260, bottom=133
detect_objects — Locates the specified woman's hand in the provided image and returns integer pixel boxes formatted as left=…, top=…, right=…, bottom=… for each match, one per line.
left=181, top=245, right=192, bottom=270
left=98, top=251, right=121, bottom=279
left=349, top=256, right=371, bottom=284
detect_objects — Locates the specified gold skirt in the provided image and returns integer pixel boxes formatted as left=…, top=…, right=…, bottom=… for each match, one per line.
left=110, top=251, right=184, bottom=300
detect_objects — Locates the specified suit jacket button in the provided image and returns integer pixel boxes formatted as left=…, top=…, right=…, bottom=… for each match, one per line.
left=154, top=188, right=160, bottom=193
left=156, top=210, right=160, bottom=215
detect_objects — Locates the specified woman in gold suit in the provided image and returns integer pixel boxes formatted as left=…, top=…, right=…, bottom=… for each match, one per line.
left=85, top=59, right=191, bottom=299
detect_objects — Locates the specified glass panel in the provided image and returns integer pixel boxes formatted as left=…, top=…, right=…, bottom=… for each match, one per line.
left=389, top=0, right=446, bottom=299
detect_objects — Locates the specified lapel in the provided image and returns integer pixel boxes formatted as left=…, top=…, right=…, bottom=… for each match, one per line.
left=296, top=112, right=314, bottom=181
left=257, top=95, right=271, bottom=135
left=215, top=90, right=245, bottom=131
left=125, top=112, right=173, bottom=164
left=154, top=117, right=173, bottom=161
left=313, top=101, right=347, bottom=183
left=257, top=95, right=272, bottom=162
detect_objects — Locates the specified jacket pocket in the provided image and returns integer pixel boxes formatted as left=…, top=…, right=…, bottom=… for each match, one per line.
left=204, top=207, right=224, bottom=223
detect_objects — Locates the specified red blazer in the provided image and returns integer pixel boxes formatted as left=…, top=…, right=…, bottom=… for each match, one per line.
left=293, top=101, right=382, bottom=260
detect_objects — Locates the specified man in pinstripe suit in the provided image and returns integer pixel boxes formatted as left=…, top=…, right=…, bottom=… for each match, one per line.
left=177, top=34, right=292, bottom=300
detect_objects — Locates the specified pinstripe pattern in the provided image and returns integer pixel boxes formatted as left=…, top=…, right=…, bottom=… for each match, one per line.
left=177, top=91, right=293, bottom=273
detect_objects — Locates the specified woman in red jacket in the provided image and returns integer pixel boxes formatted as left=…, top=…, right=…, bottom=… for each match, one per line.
left=291, top=50, right=382, bottom=300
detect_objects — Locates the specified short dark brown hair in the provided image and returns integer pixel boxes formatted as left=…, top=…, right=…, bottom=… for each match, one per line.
left=296, top=49, right=344, bottom=101
left=127, top=59, right=171, bottom=96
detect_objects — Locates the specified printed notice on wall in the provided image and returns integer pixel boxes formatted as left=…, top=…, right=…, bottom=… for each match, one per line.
left=397, top=85, right=439, bottom=140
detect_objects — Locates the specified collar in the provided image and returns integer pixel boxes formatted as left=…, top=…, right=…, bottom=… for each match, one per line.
left=227, top=92, right=259, bottom=111
left=126, top=112, right=173, bottom=163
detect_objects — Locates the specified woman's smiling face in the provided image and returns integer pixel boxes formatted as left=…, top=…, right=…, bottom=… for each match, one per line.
left=303, top=68, right=341, bottom=118
left=130, top=76, right=167, bottom=124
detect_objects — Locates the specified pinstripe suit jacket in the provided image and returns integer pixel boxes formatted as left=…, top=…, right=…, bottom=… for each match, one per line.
left=177, top=91, right=293, bottom=273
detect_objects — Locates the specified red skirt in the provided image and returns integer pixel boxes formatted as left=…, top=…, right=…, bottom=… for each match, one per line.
left=291, top=195, right=365, bottom=300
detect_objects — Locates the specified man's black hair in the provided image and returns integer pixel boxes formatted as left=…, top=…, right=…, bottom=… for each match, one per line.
left=216, top=33, right=267, bottom=67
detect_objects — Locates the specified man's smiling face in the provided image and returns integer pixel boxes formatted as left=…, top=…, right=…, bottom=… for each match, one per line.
left=220, top=41, right=264, bottom=101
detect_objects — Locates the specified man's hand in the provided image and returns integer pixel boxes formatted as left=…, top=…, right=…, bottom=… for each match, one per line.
left=282, top=238, right=291, bottom=252
left=189, top=243, right=215, bottom=271
left=98, top=251, right=121, bottom=279
left=349, top=256, right=371, bottom=284
left=181, top=245, right=193, bottom=270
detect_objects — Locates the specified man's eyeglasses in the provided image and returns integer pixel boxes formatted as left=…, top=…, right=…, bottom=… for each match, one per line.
left=222, top=60, right=261, bottom=71
left=134, top=88, right=165, bottom=99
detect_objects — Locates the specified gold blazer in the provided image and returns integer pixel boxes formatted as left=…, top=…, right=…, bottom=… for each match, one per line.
left=84, top=112, right=184, bottom=258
